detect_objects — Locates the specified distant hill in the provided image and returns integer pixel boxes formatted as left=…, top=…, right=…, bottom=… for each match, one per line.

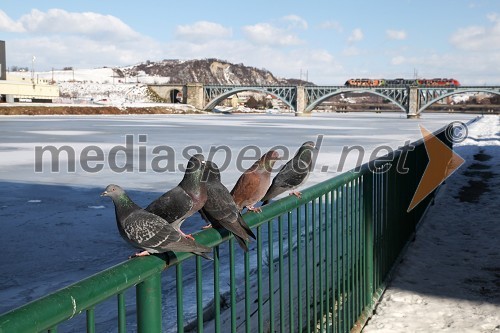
left=119, top=58, right=313, bottom=86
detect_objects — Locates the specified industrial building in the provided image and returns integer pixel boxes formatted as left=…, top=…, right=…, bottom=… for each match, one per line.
left=0, top=40, right=59, bottom=102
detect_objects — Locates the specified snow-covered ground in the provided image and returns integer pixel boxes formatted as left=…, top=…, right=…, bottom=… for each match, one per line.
left=0, top=112, right=491, bottom=332
left=362, top=115, right=500, bottom=333
left=8, top=68, right=173, bottom=106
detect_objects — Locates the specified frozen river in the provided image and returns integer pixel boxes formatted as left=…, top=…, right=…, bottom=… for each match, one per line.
left=0, top=112, right=478, bottom=330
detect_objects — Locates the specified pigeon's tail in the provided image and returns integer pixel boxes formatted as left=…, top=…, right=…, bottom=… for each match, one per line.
left=194, top=251, right=214, bottom=260
left=238, top=216, right=257, bottom=240
left=168, top=238, right=213, bottom=260
left=234, top=234, right=249, bottom=252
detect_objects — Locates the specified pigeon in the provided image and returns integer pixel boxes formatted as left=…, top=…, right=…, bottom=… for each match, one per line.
left=231, top=150, right=280, bottom=213
left=261, top=141, right=317, bottom=205
left=199, top=161, right=256, bottom=252
left=101, top=184, right=212, bottom=259
left=145, top=154, right=207, bottom=240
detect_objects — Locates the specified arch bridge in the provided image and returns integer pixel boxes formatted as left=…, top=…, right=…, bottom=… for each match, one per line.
left=148, top=83, right=500, bottom=117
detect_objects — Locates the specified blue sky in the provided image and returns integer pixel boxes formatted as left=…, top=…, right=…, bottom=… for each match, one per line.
left=1, top=0, right=499, bottom=84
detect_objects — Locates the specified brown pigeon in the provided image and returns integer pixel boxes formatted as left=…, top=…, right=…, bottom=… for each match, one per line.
left=230, top=150, right=280, bottom=213
left=145, top=154, right=207, bottom=240
left=199, top=160, right=256, bottom=251
left=261, top=141, right=318, bottom=204
left=101, top=184, right=212, bottom=259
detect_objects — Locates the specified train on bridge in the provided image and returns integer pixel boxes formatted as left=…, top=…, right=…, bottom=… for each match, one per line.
left=345, top=78, right=460, bottom=87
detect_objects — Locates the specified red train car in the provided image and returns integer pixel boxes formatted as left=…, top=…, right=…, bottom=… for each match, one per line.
left=345, top=78, right=460, bottom=87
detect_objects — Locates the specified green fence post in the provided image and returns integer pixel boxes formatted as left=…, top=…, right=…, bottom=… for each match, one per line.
left=136, top=273, right=162, bottom=333
left=363, top=173, right=374, bottom=309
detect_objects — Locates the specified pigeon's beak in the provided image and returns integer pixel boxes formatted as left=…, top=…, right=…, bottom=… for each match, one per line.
left=100, top=191, right=108, bottom=197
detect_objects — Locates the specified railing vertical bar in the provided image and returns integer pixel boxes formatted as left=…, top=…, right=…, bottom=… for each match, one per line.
left=319, top=195, right=324, bottom=331
left=244, top=249, right=250, bottom=333
left=351, top=179, right=358, bottom=325
left=288, top=211, right=294, bottom=333
left=347, top=181, right=356, bottom=327
left=364, top=171, right=374, bottom=311
left=347, top=182, right=352, bottom=328
left=362, top=174, right=367, bottom=313
left=278, top=215, right=285, bottom=333
left=342, top=185, right=347, bottom=333
left=331, top=189, right=337, bottom=333
left=118, top=293, right=126, bottom=333
left=176, top=264, right=184, bottom=333
left=229, top=238, right=237, bottom=333
left=86, top=307, right=95, bottom=333
left=336, top=188, right=342, bottom=333
left=214, top=246, right=221, bottom=333
left=137, top=273, right=162, bottom=333
left=196, top=256, right=204, bottom=333
left=305, top=203, right=311, bottom=333
left=356, top=177, right=362, bottom=317
left=312, top=198, right=317, bottom=330
left=325, top=191, right=330, bottom=333
left=257, top=226, right=264, bottom=333
left=268, top=219, right=275, bottom=333
left=296, top=205, right=303, bottom=332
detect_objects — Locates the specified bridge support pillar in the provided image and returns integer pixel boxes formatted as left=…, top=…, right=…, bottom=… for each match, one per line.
left=186, top=83, right=205, bottom=110
left=295, top=85, right=307, bottom=116
left=407, top=86, right=420, bottom=119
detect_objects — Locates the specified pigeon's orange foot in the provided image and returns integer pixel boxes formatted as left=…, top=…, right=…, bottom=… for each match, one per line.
left=289, top=191, right=302, bottom=198
left=182, top=232, right=195, bottom=240
left=201, top=224, right=213, bottom=230
left=247, top=205, right=262, bottom=213
left=130, top=250, right=150, bottom=258
left=178, top=229, right=195, bottom=240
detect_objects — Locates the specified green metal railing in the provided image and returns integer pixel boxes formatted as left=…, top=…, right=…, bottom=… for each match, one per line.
left=0, top=128, right=450, bottom=333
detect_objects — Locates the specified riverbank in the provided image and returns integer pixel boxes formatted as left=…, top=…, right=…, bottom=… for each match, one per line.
left=0, top=104, right=204, bottom=115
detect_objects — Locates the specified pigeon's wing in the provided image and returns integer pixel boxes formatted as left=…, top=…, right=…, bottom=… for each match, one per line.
left=123, top=210, right=182, bottom=251
left=231, top=169, right=265, bottom=208
left=205, top=183, right=239, bottom=223
left=145, top=186, right=194, bottom=223
left=262, top=154, right=313, bottom=202
left=124, top=210, right=211, bottom=255
left=275, top=157, right=311, bottom=188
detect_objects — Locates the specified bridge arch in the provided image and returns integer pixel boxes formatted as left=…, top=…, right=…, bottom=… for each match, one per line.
left=304, top=89, right=406, bottom=113
left=204, top=87, right=295, bottom=111
left=418, top=88, right=500, bottom=114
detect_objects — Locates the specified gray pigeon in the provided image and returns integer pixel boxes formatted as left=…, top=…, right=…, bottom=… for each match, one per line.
left=261, top=141, right=317, bottom=205
left=145, top=154, right=207, bottom=239
left=231, top=150, right=280, bottom=213
left=101, top=184, right=212, bottom=259
left=199, top=161, right=256, bottom=252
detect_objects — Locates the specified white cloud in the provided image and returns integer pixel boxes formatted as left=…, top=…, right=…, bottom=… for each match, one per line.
left=282, top=15, right=308, bottom=29
left=386, top=29, right=407, bottom=40
left=342, top=47, right=360, bottom=56
left=348, top=28, right=363, bottom=42
left=391, top=55, right=406, bottom=65
left=0, top=10, right=25, bottom=32
left=319, top=20, right=343, bottom=32
left=242, top=23, right=303, bottom=46
left=2, top=9, right=162, bottom=69
left=450, top=14, right=500, bottom=50
left=175, top=21, right=232, bottom=43
left=17, top=9, right=142, bottom=41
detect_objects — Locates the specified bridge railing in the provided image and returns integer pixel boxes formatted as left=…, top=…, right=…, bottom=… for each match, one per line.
left=0, top=128, right=447, bottom=333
